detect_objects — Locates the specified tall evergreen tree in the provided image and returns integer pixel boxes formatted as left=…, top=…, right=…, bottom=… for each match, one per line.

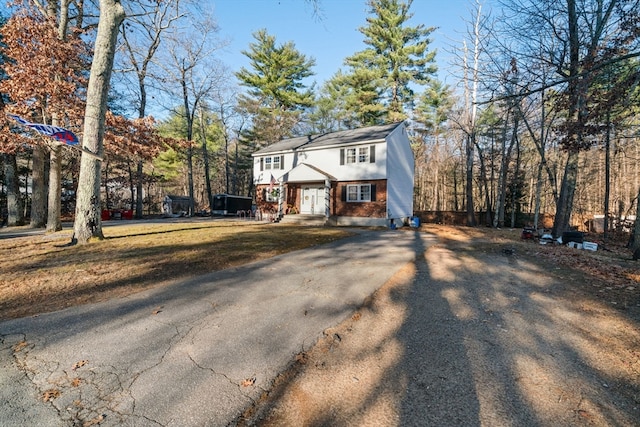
left=235, top=29, right=315, bottom=147
left=345, top=0, right=437, bottom=122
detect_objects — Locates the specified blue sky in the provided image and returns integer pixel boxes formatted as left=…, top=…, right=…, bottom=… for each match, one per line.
left=211, top=0, right=484, bottom=88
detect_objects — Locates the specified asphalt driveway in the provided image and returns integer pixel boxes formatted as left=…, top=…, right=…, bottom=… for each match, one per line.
left=0, top=229, right=430, bottom=426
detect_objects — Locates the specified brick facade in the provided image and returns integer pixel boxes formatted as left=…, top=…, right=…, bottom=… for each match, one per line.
left=333, top=180, right=387, bottom=218
left=257, top=179, right=388, bottom=218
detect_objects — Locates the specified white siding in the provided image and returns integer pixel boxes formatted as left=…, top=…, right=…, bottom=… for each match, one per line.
left=254, top=142, right=388, bottom=184
left=385, top=125, right=414, bottom=219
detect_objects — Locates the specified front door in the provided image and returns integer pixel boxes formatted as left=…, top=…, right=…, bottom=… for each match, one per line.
left=301, top=186, right=324, bottom=214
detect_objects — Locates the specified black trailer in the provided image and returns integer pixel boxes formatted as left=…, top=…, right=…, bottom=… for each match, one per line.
left=212, top=194, right=253, bottom=216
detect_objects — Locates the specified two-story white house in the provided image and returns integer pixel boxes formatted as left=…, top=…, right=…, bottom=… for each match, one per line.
left=252, top=122, right=414, bottom=226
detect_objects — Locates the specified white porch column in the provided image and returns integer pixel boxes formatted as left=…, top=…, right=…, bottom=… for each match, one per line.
left=324, top=179, right=331, bottom=218
left=278, top=181, right=284, bottom=217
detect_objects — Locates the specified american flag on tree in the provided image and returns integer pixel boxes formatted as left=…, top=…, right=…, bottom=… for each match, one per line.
left=8, top=114, right=79, bottom=145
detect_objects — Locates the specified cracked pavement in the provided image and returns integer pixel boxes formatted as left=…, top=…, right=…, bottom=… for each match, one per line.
left=0, top=229, right=428, bottom=426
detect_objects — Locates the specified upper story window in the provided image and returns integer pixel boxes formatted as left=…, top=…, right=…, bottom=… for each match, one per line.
left=260, top=155, right=284, bottom=171
left=346, top=148, right=356, bottom=164
left=358, top=147, right=369, bottom=163
left=340, top=145, right=376, bottom=165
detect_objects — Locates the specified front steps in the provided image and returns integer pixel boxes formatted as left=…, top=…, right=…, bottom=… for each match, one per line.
left=277, top=214, right=327, bottom=226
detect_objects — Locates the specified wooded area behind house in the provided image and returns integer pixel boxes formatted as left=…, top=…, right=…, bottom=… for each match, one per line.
left=0, top=0, right=639, bottom=248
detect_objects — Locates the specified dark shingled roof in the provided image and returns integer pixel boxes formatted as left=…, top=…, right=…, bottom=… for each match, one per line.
left=253, top=122, right=403, bottom=155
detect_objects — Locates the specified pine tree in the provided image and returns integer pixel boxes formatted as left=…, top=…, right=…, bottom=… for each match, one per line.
left=235, top=29, right=315, bottom=146
left=345, top=0, right=437, bottom=122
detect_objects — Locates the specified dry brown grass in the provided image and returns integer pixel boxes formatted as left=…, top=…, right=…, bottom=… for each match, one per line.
left=0, top=220, right=352, bottom=321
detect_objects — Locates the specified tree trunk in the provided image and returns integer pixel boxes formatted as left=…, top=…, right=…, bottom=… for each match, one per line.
left=552, top=0, right=584, bottom=238
left=465, top=133, right=476, bottom=226
left=631, top=187, right=640, bottom=260
left=181, top=73, right=196, bottom=216
left=233, top=141, right=239, bottom=195
left=533, top=159, right=544, bottom=229
left=46, top=144, right=63, bottom=232
left=127, top=161, right=134, bottom=210
left=135, top=160, right=144, bottom=219
left=73, top=0, right=125, bottom=244
left=552, top=149, right=579, bottom=237
left=30, top=145, right=47, bottom=228
left=224, top=133, right=230, bottom=194
left=510, top=134, right=521, bottom=228
left=104, top=159, right=110, bottom=210
left=186, top=145, right=195, bottom=215
left=199, top=107, right=214, bottom=212
left=603, top=112, right=611, bottom=242
left=493, top=127, right=505, bottom=228
left=3, top=153, right=25, bottom=226
left=476, top=144, right=493, bottom=226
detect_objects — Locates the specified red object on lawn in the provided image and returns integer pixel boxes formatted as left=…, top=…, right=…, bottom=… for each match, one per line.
left=521, top=227, right=535, bottom=240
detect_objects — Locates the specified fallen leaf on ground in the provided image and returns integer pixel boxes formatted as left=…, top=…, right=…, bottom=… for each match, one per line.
left=12, top=340, right=28, bottom=352
left=82, top=414, right=106, bottom=427
left=295, top=352, right=309, bottom=364
left=71, top=378, right=82, bottom=387
left=42, top=389, right=61, bottom=401
left=72, top=360, right=88, bottom=371
left=241, top=377, right=256, bottom=387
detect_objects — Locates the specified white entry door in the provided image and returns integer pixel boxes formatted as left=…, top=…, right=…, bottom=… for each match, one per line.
left=301, top=186, right=325, bottom=214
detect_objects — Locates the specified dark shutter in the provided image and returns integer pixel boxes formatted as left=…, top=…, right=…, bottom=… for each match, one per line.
left=340, top=148, right=345, bottom=165
left=370, top=145, right=375, bottom=163
left=262, top=188, right=266, bottom=201
left=341, top=185, right=347, bottom=201
left=280, top=155, right=285, bottom=169
left=370, top=184, right=376, bottom=202
left=260, top=158, right=264, bottom=171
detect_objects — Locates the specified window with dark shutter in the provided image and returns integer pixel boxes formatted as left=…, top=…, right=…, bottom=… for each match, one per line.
left=344, top=184, right=372, bottom=202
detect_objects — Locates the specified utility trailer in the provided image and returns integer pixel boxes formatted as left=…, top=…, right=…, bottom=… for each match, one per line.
left=211, top=194, right=253, bottom=216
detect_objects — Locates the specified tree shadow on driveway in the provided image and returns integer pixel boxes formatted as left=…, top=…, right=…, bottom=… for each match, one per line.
left=239, top=229, right=640, bottom=426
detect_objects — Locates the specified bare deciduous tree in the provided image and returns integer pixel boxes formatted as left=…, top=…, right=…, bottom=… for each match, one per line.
left=118, top=0, right=184, bottom=218
left=73, top=0, right=125, bottom=244
left=156, top=11, right=227, bottom=215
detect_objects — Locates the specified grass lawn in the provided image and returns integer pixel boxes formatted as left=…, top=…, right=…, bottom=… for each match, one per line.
left=0, top=220, right=353, bottom=321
